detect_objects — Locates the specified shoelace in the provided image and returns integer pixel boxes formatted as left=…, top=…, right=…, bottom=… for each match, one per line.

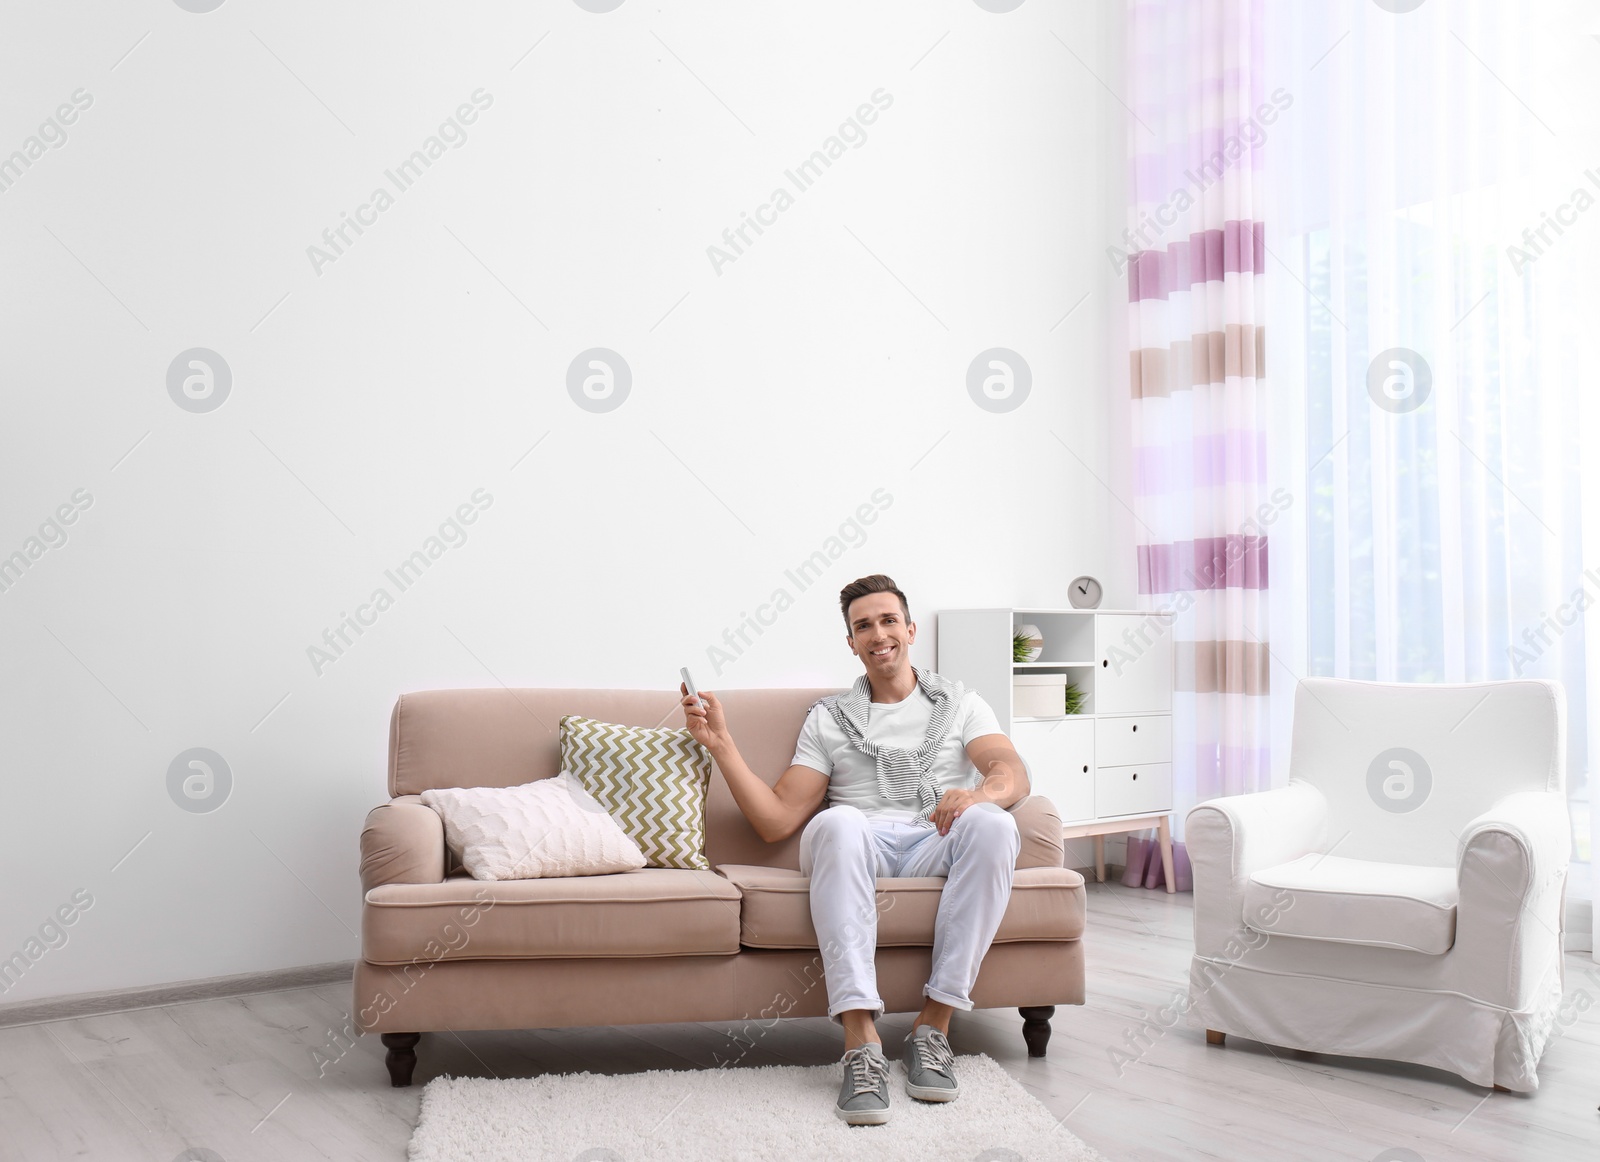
left=844, top=1046, right=890, bottom=1097
left=914, top=1029, right=956, bottom=1079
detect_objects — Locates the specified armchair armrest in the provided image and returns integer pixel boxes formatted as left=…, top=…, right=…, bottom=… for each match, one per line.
left=359, top=795, right=447, bottom=892
left=1459, top=790, right=1571, bottom=881
left=1186, top=782, right=1328, bottom=958
left=1454, top=790, right=1571, bottom=1005
left=1009, top=794, right=1065, bottom=870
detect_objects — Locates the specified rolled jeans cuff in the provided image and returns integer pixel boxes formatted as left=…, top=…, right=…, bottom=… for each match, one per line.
left=826, top=996, right=885, bottom=1025
left=922, top=985, right=973, bottom=1011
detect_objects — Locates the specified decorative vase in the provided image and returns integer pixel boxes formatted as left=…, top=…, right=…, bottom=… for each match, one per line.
left=1121, top=834, right=1152, bottom=887
left=1014, top=623, right=1043, bottom=662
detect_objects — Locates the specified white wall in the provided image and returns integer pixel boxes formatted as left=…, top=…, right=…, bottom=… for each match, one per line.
left=0, top=0, right=1125, bottom=1003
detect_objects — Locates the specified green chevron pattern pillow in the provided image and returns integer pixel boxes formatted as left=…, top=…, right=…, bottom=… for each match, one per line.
left=558, top=714, right=712, bottom=871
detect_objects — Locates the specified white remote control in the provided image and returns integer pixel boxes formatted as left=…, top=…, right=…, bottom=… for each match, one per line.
left=680, top=667, right=704, bottom=710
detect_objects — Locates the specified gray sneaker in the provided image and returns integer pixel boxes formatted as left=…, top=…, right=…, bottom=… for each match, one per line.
left=902, top=1024, right=959, bottom=1102
left=835, top=1041, right=891, bottom=1125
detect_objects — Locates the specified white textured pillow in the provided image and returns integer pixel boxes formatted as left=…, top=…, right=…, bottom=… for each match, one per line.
left=419, top=773, right=647, bottom=880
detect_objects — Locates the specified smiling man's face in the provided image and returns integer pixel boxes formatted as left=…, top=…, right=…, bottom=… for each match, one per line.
left=844, top=591, right=916, bottom=677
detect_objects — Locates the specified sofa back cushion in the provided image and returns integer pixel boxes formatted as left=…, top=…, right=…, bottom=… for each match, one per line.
left=389, top=687, right=841, bottom=871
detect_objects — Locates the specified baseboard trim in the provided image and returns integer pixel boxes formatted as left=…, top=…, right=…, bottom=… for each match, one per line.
left=0, top=959, right=356, bottom=1029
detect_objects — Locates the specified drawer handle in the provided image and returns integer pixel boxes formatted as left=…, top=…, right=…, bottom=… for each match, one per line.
left=1132, top=772, right=1139, bottom=780
left=1132, top=724, right=1138, bottom=732
left=1082, top=764, right=1088, bottom=773
left=1102, top=660, right=1108, bottom=668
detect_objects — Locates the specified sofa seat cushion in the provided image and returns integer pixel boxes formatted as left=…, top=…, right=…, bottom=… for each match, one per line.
left=713, top=864, right=1085, bottom=950
left=1243, top=854, right=1458, bottom=955
left=362, top=868, right=742, bottom=964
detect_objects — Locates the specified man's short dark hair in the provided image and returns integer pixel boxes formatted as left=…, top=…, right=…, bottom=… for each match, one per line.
left=839, top=574, right=910, bottom=634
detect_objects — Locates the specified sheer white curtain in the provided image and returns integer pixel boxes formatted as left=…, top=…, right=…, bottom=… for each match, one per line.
left=1264, top=3, right=1596, bottom=879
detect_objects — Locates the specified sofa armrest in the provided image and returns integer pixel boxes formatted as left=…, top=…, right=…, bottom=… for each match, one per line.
left=360, top=795, right=447, bottom=892
left=1453, top=790, right=1571, bottom=1005
left=1186, top=782, right=1327, bottom=958
left=1009, top=794, right=1065, bottom=870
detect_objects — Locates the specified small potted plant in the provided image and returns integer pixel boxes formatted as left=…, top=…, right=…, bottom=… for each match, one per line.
left=1063, top=682, right=1086, bottom=715
left=1013, top=624, right=1043, bottom=662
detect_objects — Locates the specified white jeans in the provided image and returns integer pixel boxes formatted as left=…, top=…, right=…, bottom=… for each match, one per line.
left=797, top=802, right=1021, bottom=1023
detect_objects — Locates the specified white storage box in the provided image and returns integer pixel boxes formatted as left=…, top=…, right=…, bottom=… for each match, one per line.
left=1013, top=672, right=1067, bottom=718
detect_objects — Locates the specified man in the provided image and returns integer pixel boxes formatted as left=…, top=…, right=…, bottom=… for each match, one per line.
left=680, top=574, right=1029, bottom=1125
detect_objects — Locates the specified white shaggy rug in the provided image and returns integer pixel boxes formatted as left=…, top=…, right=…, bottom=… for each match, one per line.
left=408, top=1053, right=1107, bottom=1161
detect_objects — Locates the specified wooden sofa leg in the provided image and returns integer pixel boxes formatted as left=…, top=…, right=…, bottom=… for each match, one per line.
left=1019, top=1006, right=1055, bottom=1057
left=1206, top=1029, right=1226, bottom=1046
left=382, top=1032, right=421, bottom=1087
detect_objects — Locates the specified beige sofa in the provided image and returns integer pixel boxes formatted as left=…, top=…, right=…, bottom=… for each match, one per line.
left=355, top=687, right=1087, bottom=1086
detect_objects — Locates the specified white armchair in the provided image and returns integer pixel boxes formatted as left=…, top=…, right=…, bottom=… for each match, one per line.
left=1186, top=678, right=1569, bottom=1091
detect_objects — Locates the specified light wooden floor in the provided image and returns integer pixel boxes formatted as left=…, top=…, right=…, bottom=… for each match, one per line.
left=4, top=882, right=1598, bottom=1161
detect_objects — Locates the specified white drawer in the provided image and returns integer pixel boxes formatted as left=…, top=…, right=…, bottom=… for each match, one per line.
left=1094, top=762, right=1172, bottom=818
left=1011, top=717, right=1095, bottom=824
left=1095, top=715, right=1171, bottom=768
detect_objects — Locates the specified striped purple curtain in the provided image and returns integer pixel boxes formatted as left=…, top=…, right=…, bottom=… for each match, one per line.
left=1125, top=0, right=1273, bottom=850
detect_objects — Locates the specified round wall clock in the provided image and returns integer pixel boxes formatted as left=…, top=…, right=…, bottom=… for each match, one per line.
left=1068, top=575, right=1103, bottom=609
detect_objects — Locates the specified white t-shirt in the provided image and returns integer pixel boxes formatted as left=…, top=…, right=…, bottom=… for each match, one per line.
left=790, top=686, right=1005, bottom=824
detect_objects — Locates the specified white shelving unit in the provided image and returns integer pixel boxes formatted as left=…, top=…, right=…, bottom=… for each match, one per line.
left=938, top=607, right=1178, bottom=891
